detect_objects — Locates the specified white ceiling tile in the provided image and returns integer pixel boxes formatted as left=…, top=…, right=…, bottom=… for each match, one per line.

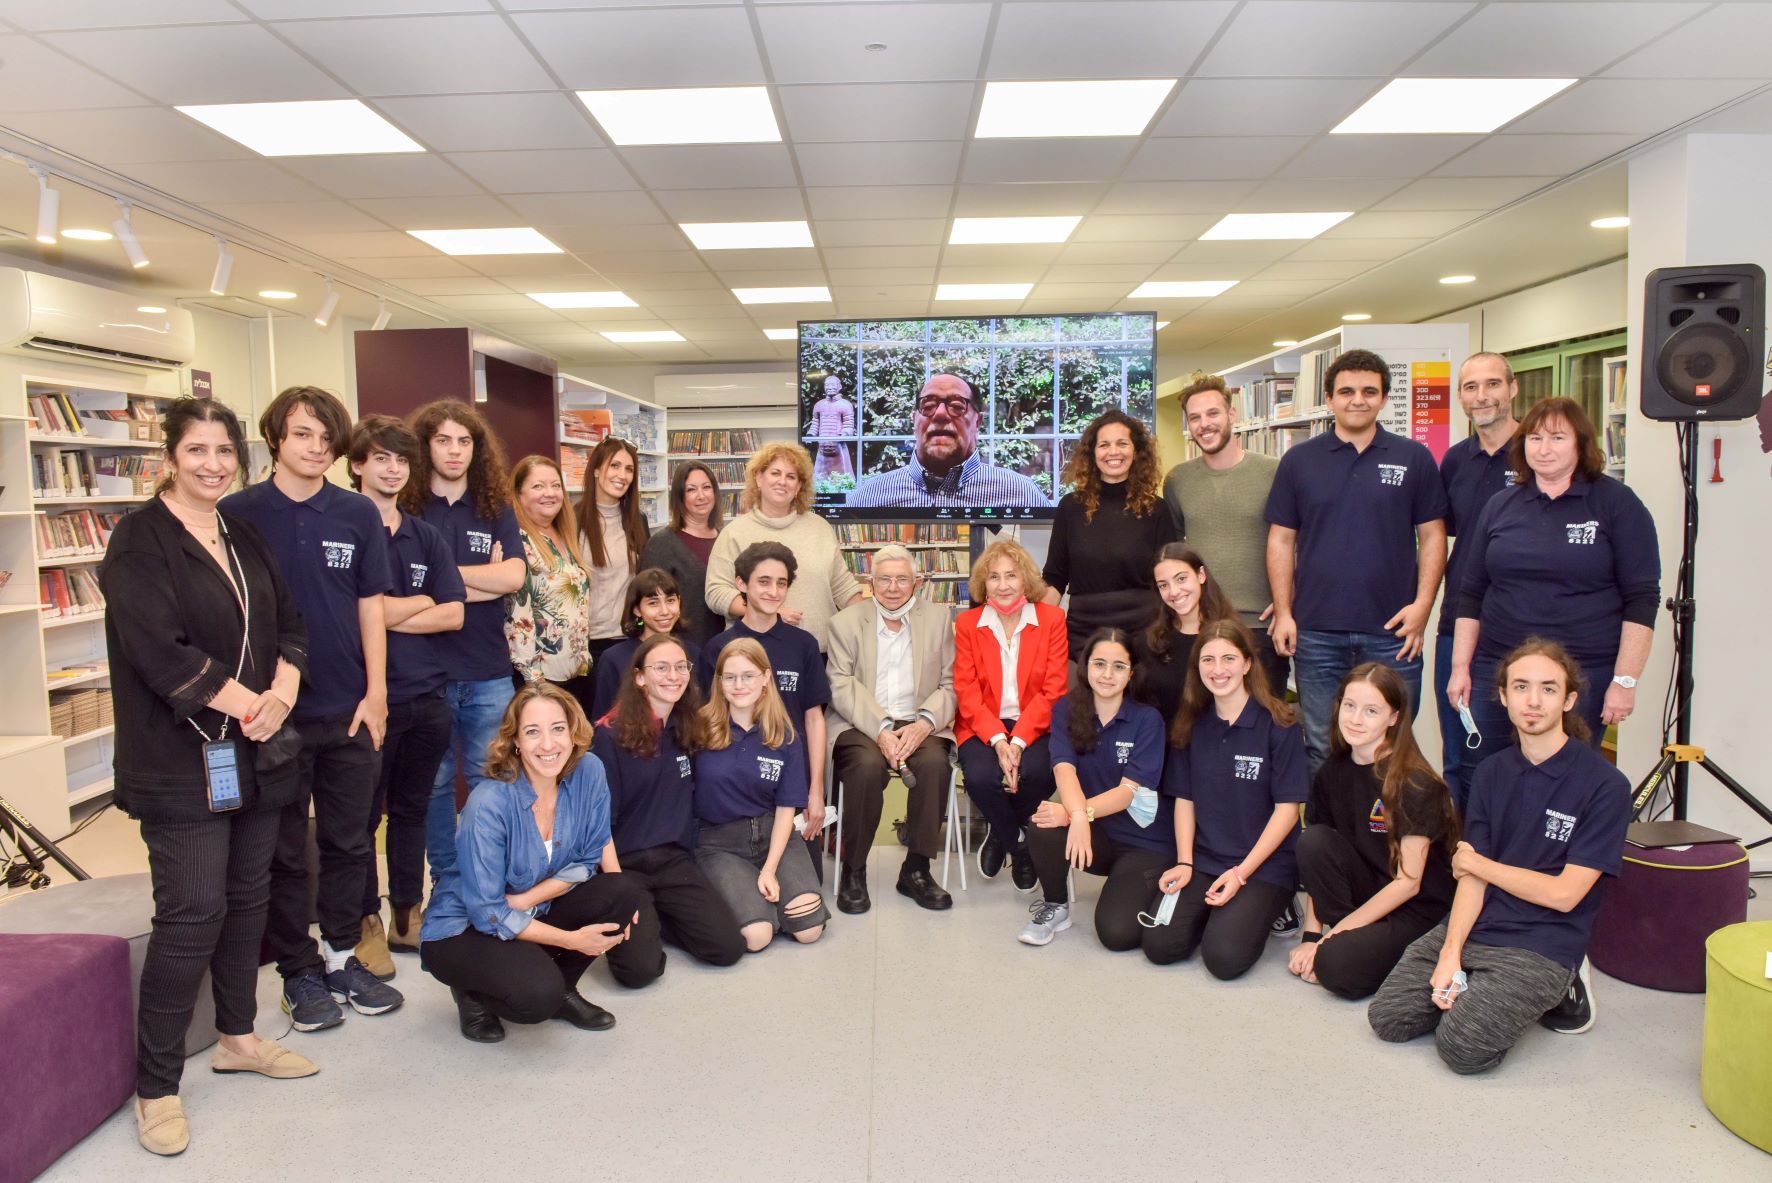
left=41, top=25, right=347, bottom=104
left=208, top=201, right=390, bottom=235
left=986, top=1, right=1233, bottom=78
left=121, top=160, right=330, bottom=204
left=373, top=94, right=603, bottom=153
left=1040, top=264, right=1158, bottom=284
left=703, top=249, right=825, bottom=272
left=1237, top=177, right=1408, bottom=210
left=1218, top=278, right=1334, bottom=297
left=814, top=219, right=948, bottom=246
left=1094, top=181, right=1257, bottom=215
left=511, top=275, right=637, bottom=294
left=1687, top=89, right=1772, bottom=133
left=938, top=244, right=1063, bottom=268
left=379, top=276, right=511, bottom=296
left=1029, top=282, right=1142, bottom=302
left=447, top=150, right=638, bottom=194
left=1072, top=214, right=1215, bottom=243
left=951, top=183, right=1106, bottom=216
left=1161, top=241, right=1295, bottom=267
left=1123, top=137, right=1308, bottom=182
left=503, top=191, right=666, bottom=225
left=710, top=268, right=830, bottom=288
left=758, top=4, right=993, bottom=85
left=821, top=245, right=942, bottom=269
left=1195, top=2, right=1473, bottom=78
left=1324, top=210, right=1486, bottom=238
left=428, top=293, right=548, bottom=312
left=1056, top=242, right=1183, bottom=265
left=1286, top=237, right=1429, bottom=261
left=350, top=195, right=522, bottom=228
left=275, top=16, right=553, bottom=96
left=1405, top=3, right=1695, bottom=77
left=279, top=155, right=485, bottom=200
left=827, top=267, right=937, bottom=286
left=591, top=252, right=721, bottom=278
left=512, top=9, right=766, bottom=87
left=835, top=301, right=927, bottom=318
left=933, top=266, right=1042, bottom=284
left=459, top=306, right=571, bottom=322
left=1507, top=79, right=1763, bottom=134
left=1, top=107, right=251, bottom=164
left=1607, top=3, right=1772, bottom=78
left=1373, top=176, right=1555, bottom=211
left=962, top=140, right=1136, bottom=184
left=1431, top=133, right=1640, bottom=178
left=1278, top=135, right=1484, bottom=179
left=357, top=256, right=479, bottom=278
left=542, top=224, right=688, bottom=252
left=621, top=145, right=798, bottom=190
left=795, top=141, right=963, bottom=187
left=778, top=83, right=974, bottom=143
left=1153, top=78, right=1379, bottom=137
left=0, top=0, right=242, bottom=28
left=0, top=34, right=151, bottom=110
left=806, top=187, right=954, bottom=219
left=1255, top=259, right=1371, bottom=281
left=463, top=253, right=584, bottom=277
left=288, top=231, right=439, bottom=258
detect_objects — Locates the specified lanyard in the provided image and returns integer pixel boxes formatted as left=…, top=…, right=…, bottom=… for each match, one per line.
left=189, top=513, right=251, bottom=745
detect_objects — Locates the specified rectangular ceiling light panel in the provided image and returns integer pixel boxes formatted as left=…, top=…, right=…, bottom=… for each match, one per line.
left=577, top=87, right=781, bottom=146
left=935, top=283, right=1033, bottom=301
left=603, top=330, right=685, bottom=343
left=949, top=215, right=1082, bottom=245
left=1200, top=212, right=1352, bottom=240
left=408, top=227, right=563, bottom=255
left=529, top=291, right=637, bottom=308
left=1332, top=78, right=1576, bottom=135
left=974, top=80, right=1176, bottom=138
left=177, top=100, right=424, bottom=156
left=732, top=286, right=831, bottom=304
left=763, top=328, right=798, bottom=340
left=1130, top=281, right=1238, bottom=298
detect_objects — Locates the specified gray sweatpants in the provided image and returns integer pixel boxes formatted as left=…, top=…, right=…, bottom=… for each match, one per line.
left=1367, top=923, right=1575, bottom=1074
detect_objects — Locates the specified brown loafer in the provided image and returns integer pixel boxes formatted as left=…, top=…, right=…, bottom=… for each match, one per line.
left=210, top=1039, right=319, bottom=1079
left=138, top=1096, right=189, bottom=1156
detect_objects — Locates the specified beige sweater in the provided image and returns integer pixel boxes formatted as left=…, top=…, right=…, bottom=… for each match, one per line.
left=581, top=501, right=633, bottom=641
left=704, top=510, right=863, bottom=651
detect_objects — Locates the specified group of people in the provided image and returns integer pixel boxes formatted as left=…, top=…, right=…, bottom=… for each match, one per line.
left=106, top=345, right=1657, bottom=1156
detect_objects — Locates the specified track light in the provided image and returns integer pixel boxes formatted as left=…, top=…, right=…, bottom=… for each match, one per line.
left=314, top=279, right=339, bottom=328
left=112, top=202, right=148, bottom=268
left=371, top=299, right=391, bottom=331
left=209, top=236, right=234, bottom=296
left=32, top=167, right=59, bottom=245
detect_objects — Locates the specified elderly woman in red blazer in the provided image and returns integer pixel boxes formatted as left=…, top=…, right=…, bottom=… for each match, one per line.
left=955, top=538, right=1069, bottom=891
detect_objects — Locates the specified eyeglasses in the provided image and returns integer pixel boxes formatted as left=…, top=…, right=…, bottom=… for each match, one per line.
left=719, top=671, right=762, bottom=687
left=873, top=575, right=915, bottom=589
left=1087, top=660, right=1132, bottom=675
left=915, top=396, right=977, bottom=419
left=644, top=662, right=691, bottom=676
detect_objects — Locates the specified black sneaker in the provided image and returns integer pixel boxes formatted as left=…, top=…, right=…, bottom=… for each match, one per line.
left=1270, top=898, right=1301, bottom=939
left=977, top=825, right=1006, bottom=879
left=1539, top=958, right=1596, bottom=1034
left=1009, top=844, right=1038, bottom=893
left=280, top=973, right=344, bottom=1032
left=325, top=957, right=405, bottom=1016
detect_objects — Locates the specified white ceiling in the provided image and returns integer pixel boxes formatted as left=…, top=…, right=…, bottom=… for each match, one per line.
left=0, top=0, right=1766, bottom=373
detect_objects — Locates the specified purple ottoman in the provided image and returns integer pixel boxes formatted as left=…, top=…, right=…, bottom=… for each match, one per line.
left=1589, top=839, right=1750, bottom=992
left=0, top=933, right=134, bottom=1183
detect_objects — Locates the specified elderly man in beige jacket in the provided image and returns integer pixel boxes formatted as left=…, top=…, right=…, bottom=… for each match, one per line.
left=826, top=544, right=958, bottom=914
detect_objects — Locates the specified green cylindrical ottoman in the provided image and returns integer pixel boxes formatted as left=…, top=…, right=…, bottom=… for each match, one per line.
left=1702, top=921, right=1772, bottom=1154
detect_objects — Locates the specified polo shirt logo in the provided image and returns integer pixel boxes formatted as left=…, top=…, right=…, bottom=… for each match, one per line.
left=1113, top=739, right=1134, bottom=766
left=322, top=539, right=356, bottom=569
left=409, top=562, right=428, bottom=588
left=1368, top=799, right=1388, bottom=834
left=467, top=529, right=492, bottom=555
left=1503, top=471, right=1517, bottom=486
left=776, top=670, right=800, bottom=693
left=1377, top=464, right=1407, bottom=487
left=1544, top=808, right=1577, bottom=842
left=676, top=754, right=692, bottom=778
left=1565, top=520, right=1598, bottom=545
left=1233, top=755, right=1264, bottom=781
left=757, top=756, right=784, bottom=783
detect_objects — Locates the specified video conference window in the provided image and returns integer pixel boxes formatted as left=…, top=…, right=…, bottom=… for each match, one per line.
left=799, top=313, right=1157, bottom=522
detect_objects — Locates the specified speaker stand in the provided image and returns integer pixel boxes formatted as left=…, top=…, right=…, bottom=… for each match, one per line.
left=0, top=794, right=89, bottom=889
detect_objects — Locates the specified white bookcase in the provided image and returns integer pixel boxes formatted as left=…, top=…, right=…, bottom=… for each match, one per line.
left=557, top=375, right=669, bottom=530
left=1602, top=355, right=1628, bottom=476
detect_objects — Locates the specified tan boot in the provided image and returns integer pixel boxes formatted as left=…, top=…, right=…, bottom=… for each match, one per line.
left=211, top=1038, right=319, bottom=1079
left=355, top=914, right=395, bottom=981
left=387, top=904, right=423, bottom=954
left=137, top=1096, right=188, bottom=1156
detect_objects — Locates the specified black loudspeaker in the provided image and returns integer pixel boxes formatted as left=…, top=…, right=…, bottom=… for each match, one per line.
left=1640, top=263, right=1764, bottom=421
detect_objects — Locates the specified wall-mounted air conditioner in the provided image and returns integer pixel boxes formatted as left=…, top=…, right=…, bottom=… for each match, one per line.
left=0, top=267, right=196, bottom=369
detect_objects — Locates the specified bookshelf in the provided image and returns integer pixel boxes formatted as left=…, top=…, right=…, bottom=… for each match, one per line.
left=1602, top=355, right=1628, bottom=476
left=557, top=375, right=669, bottom=529
left=834, top=522, right=973, bottom=607
left=666, top=429, right=762, bottom=521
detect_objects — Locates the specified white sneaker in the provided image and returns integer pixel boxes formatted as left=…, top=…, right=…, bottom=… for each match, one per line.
left=1018, top=900, right=1071, bottom=946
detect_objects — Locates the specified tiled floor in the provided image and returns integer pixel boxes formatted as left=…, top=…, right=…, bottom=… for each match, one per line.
left=11, top=806, right=1771, bottom=1180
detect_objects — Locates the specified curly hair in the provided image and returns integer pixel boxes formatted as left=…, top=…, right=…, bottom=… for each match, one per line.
left=740, top=441, right=814, bottom=515
left=1060, top=409, right=1162, bottom=521
left=402, top=399, right=511, bottom=522
left=605, top=634, right=707, bottom=758
left=1065, top=628, right=1141, bottom=755
left=510, top=455, right=584, bottom=569
left=1170, top=619, right=1295, bottom=748
left=967, top=538, right=1047, bottom=605
left=483, top=682, right=593, bottom=784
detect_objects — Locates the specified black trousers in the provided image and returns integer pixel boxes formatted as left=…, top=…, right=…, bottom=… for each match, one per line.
left=1026, top=824, right=1171, bottom=952
left=606, top=844, right=745, bottom=988
left=832, top=726, right=952, bottom=866
left=137, top=808, right=281, bottom=1098
left=1295, top=824, right=1441, bottom=1000
left=957, top=720, right=1055, bottom=852
left=1141, top=873, right=1292, bottom=980
left=362, top=690, right=451, bottom=915
left=1254, top=627, right=1291, bottom=699
left=266, top=714, right=381, bottom=979
left=420, top=872, right=647, bottom=1023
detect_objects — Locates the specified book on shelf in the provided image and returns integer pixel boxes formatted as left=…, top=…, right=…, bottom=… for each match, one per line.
left=27, top=389, right=82, bottom=434
left=560, top=447, right=587, bottom=489
left=611, top=409, right=660, bottom=448
left=94, top=453, right=163, bottom=493
left=834, top=522, right=967, bottom=545
left=35, top=508, right=124, bottom=557
left=28, top=387, right=164, bottom=441
left=1606, top=359, right=1629, bottom=412
left=32, top=448, right=95, bottom=497
left=1605, top=417, right=1627, bottom=465
left=39, top=567, right=105, bottom=617
left=668, top=429, right=760, bottom=454
left=560, top=408, right=612, bottom=444
left=671, top=456, right=747, bottom=484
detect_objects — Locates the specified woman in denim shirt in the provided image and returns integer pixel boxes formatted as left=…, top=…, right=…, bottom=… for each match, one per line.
left=420, top=682, right=649, bottom=1043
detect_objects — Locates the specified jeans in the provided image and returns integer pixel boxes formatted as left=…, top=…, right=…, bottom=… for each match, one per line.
left=427, top=676, right=516, bottom=878
left=1433, top=633, right=1469, bottom=804
left=363, top=690, right=451, bottom=915
left=1294, top=630, right=1424, bottom=770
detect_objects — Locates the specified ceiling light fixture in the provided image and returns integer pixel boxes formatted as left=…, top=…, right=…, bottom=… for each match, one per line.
left=1130, top=280, right=1238, bottom=299
left=209, top=236, right=234, bottom=297
left=1273, top=339, right=1299, bottom=348
left=935, top=283, right=1033, bottom=301
left=1156, top=321, right=1170, bottom=330
left=1341, top=312, right=1372, bottom=321
left=680, top=221, right=813, bottom=251
left=1332, top=77, right=1575, bottom=135
left=528, top=291, right=638, bottom=309
left=763, top=328, right=798, bottom=341
left=602, top=330, right=685, bottom=343
left=258, top=289, right=297, bottom=300
left=137, top=305, right=167, bottom=314
left=1439, top=274, right=1476, bottom=285
left=1590, top=215, right=1629, bottom=229
left=112, top=202, right=148, bottom=268
left=176, top=99, right=424, bottom=157
left=61, top=228, right=113, bottom=241
left=732, top=286, right=831, bottom=305
left=314, top=280, right=340, bottom=328
left=1201, top=212, right=1352, bottom=240
left=975, top=79, right=1176, bottom=138
left=31, top=167, right=58, bottom=245
left=949, top=215, right=1082, bottom=245
left=577, top=87, right=781, bottom=146
left=407, top=227, right=562, bottom=256
left=371, top=300, right=392, bottom=331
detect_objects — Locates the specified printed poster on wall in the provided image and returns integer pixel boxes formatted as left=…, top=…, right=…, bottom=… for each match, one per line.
left=1377, top=350, right=1453, bottom=461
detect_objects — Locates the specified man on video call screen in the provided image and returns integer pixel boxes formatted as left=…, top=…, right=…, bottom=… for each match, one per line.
left=846, top=372, right=1051, bottom=510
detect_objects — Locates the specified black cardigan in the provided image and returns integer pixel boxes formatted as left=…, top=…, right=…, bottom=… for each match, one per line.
left=100, top=496, right=310, bottom=822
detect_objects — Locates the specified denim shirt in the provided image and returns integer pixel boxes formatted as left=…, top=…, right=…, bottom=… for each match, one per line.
left=420, top=756, right=613, bottom=943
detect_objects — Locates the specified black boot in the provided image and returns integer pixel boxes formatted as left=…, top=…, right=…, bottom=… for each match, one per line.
left=555, top=989, right=616, bottom=1031
left=896, top=862, right=953, bottom=911
left=451, top=988, right=504, bottom=1044
left=836, top=864, right=870, bottom=914
left=1010, top=837, right=1038, bottom=892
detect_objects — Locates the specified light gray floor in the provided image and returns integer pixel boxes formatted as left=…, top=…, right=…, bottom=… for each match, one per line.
left=26, top=814, right=1772, bottom=1181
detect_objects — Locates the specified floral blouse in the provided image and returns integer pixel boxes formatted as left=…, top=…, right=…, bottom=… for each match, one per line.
left=505, top=529, right=592, bottom=683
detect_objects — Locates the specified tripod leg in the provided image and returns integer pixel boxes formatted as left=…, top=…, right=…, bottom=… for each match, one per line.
left=1693, top=758, right=1772, bottom=829
left=0, top=796, right=89, bottom=882
left=1630, top=752, right=1679, bottom=821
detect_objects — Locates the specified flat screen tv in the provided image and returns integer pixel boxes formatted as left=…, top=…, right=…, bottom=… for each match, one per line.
left=798, top=312, right=1157, bottom=522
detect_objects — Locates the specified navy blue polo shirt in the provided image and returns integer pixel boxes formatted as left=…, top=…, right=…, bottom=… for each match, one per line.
left=1049, top=698, right=1174, bottom=856
left=591, top=635, right=701, bottom=724
left=1465, top=736, right=1629, bottom=969
left=697, top=619, right=831, bottom=719
left=1265, top=425, right=1448, bottom=634
left=591, top=719, right=697, bottom=854
left=1160, top=698, right=1309, bottom=888
left=420, top=493, right=525, bottom=682
left=385, top=512, right=466, bottom=705
left=1455, top=475, right=1660, bottom=664
left=692, top=723, right=809, bottom=825
left=1437, top=433, right=1516, bottom=638
left=221, top=478, right=392, bottom=722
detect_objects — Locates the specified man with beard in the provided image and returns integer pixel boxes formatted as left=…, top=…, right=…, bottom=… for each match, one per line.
left=846, top=371, right=1050, bottom=510
left=1162, top=374, right=1287, bottom=695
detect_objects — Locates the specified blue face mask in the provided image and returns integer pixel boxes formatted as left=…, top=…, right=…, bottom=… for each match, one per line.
left=1126, top=784, right=1159, bottom=828
left=1138, top=888, right=1180, bottom=929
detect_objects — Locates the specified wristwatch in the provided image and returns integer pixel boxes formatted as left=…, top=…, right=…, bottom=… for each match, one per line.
left=1611, top=674, right=1638, bottom=689
left=1084, top=805, right=1096, bottom=823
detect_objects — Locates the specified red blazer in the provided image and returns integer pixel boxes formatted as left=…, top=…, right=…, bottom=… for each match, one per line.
left=953, top=601, right=1070, bottom=748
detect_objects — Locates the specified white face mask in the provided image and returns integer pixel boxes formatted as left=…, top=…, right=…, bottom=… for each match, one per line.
left=1138, top=889, right=1180, bottom=929
left=878, top=596, right=916, bottom=622
left=1125, top=784, right=1159, bottom=828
